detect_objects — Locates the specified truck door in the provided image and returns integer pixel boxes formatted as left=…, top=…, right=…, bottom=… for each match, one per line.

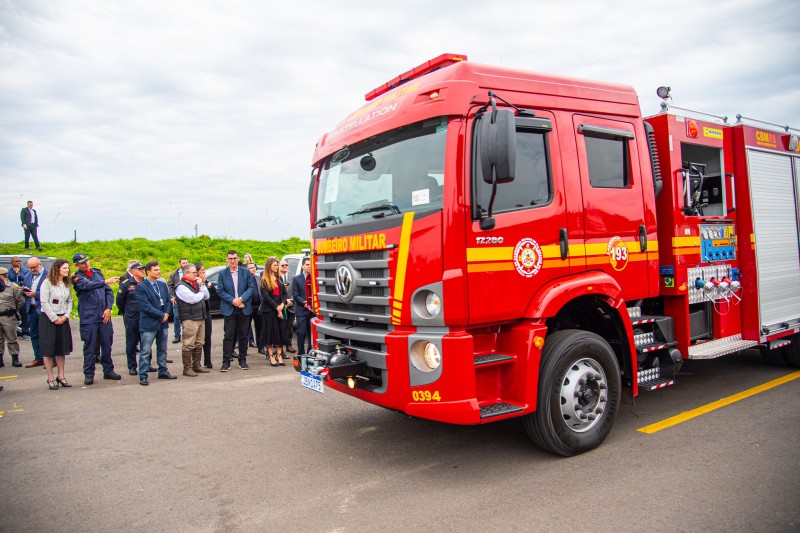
left=572, top=115, right=651, bottom=299
left=466, top=111, right=569, bottom=325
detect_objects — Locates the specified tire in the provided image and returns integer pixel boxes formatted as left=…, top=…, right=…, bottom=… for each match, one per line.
left=781, top=337, right=800, bottom=368
left=523, top=329, right=621, bottom=456
left=759, top=345, right=788, bottom=366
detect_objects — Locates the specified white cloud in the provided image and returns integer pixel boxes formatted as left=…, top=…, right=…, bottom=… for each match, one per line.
left=1, top=0, right=798, bottom=244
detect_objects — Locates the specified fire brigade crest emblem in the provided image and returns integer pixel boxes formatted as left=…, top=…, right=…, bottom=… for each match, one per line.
left=513, top=238, right=543, bottom=278
left=606, top=236, right=629, bottom=271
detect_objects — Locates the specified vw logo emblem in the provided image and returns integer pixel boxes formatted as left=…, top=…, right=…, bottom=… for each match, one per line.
left=335, top=264, right=355, bottom=301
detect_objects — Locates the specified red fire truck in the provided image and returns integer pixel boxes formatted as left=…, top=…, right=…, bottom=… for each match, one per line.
left=297, top=53, right=800, bottom=456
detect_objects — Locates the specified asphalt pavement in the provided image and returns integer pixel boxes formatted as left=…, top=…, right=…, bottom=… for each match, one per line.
left=0, top=316, right=798, bottom=532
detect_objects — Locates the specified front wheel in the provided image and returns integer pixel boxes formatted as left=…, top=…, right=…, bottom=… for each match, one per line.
left=523, top=330, right=621, bottom=456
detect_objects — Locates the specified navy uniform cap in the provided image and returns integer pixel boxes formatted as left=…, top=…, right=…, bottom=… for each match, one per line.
left=129, top=261, right=144, bottom=270
left=72, top=252, right=89, bottom=264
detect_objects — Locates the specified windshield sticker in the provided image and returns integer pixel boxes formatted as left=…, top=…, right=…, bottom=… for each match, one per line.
left=412, top=188, right=430, bottom=206
left=606, top=236, right=629, bottom=271
left=324, top=164, right=341, bottom=203
left=513, top=238, right=543, bottom=278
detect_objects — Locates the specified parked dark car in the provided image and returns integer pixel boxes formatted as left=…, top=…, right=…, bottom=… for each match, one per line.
left=0, top=254, right=56, bottom=275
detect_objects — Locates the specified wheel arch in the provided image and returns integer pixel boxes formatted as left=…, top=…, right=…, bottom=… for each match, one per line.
left=524, top=271, right=636, bottom=388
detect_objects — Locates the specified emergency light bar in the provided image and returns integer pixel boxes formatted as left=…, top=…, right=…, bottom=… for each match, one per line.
left=365, top=53, right=468, bottom=101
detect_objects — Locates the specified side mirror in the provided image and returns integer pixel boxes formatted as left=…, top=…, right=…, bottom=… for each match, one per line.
left=308, top=168, right=316, bottom=214
left=480, top=108, right=516, bottom=184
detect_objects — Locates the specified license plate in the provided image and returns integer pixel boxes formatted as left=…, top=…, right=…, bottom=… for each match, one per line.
left=300, top=371, right=324, bottom=394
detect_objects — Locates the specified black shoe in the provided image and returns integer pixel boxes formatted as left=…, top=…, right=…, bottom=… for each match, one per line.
left=282, top=354, right=290, bottom=360
left=103, top=372, right=121, bottom=380
left=128, top=368, right=137, bottom=376
left=36, top=248, right=42, bottom=252
left=286, top=346, right=297, bottom=353
left=140, top=377, right=149, bottom=386
left=172, top=337, right=181, bottom=344
left=148, top=367, right=157, bottom=373
left=56, top=377, right=72, bottom=388
left=11, top=359, right=22, bottom=368
left=158, top=372, right=177, bottom=380
left=239, top=359, right=249, bottom=370
left=166, top=358, right=174, bottom=363
left=84, top=377, right=94, bottom=385
left=248, top=342, right=257, bottom=348
left=258, top=348, right=266, bottom=355
left=220, top=360, right=230, bottom=372
left=204, top=362, right=213, bottom=369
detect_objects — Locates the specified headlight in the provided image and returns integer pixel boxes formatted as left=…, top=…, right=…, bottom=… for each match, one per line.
left=423, top=343, right=441, bottom=370
left=410, top=340, right=442, bottom=372
left=424, top=292, right=441, bottom=318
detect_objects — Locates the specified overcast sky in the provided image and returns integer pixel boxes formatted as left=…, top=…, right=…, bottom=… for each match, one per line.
left=2, top=0, right=798, bottom=244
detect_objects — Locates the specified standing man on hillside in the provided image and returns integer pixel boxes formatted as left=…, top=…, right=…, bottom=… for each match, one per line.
left=135, top=261, right=176, bottom=386
left=22, top=257, right=48, bottom=367
left=20, top=200, right=41, bottom=252
left=216, top=250, right=255, bottom=371
left=72, top=252, right=120, bottom=385
left=167, top=258, right=188, bottom=344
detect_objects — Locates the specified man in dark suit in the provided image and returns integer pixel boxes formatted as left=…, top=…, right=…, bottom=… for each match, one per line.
left=216, top=250, right=256, bottom=372
left=21, top=257, right=48, bottom=367
left=20, top=201, right=41, bottom=251
left=291, top=257, right=315, bottom=355
left=134, top=261, right=176, bottom=386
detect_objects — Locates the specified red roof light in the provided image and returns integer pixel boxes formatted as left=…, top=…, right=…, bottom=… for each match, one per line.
left=365, top=53, right=468, bottom=101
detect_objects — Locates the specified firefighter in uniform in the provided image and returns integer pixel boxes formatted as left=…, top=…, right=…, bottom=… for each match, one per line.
left=72, top=253, right=120, bottom=385
left=0, top=267, right=25, bottom=368
left=116, top=261, right=150, bottom=376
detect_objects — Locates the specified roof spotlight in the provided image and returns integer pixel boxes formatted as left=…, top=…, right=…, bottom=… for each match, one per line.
left=657, top=86, right=671, bottom=99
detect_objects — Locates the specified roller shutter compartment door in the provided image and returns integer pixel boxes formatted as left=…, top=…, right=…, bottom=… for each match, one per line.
left=747, top=149, right=800, bottom=329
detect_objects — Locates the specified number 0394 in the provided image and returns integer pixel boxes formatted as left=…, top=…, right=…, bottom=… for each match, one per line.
left=412, top=390, right=441, bottom=402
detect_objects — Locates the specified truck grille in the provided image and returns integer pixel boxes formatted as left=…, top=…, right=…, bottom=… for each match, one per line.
left=315, top=249, right=391, bottom=393
left=316, top=250, right=391, bottom=326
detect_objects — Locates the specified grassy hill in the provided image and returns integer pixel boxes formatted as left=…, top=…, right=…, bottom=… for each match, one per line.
left=0, top=236, right=309, bottom=316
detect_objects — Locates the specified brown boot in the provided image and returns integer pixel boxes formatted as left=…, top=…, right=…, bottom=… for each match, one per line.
left=192, top=347, right=209, bottom=373
left=182, top=348, right=197, bottom=377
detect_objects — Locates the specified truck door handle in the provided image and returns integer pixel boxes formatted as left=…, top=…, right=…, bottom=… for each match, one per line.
left=639, top=224, right=647, bottom=252
left=560, top=228, right=569, bottom=260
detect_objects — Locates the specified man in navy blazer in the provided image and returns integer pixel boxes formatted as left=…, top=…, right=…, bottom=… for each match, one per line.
left=291, top=257, right=315, bottom=355
left=134, top=261, right=176, bottom=385
left=216, top=250, right=256, bottom=371
left=20, top=200, right=41, bottom=251
left=21, top=258, right=47, bottom=367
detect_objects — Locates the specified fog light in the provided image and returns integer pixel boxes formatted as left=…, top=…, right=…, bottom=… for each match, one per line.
left=423, top=343, right=441, bottom=370
left=425, top=292, right=441, bottom=318
left=347, top=377, right=356, bottom=389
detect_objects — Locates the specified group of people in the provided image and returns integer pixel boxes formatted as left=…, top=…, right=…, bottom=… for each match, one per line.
left=0, top=250, right=315, bottom=390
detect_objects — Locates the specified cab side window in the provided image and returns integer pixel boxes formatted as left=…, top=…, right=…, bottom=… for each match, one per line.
left=581, top=125, right=633, bottom=189
left=474, top=118, right=553, bottom=217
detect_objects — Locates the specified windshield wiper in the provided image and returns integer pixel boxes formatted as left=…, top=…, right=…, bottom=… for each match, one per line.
left=347, top=203, right=401, bottom=218
left=314, top=216, right=340, bottom=228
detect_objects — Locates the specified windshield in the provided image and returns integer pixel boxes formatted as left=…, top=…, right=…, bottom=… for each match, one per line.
left=316, top=117, right=447, bottom=225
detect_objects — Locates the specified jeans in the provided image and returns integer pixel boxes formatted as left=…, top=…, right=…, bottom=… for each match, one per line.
left=172, top=304, right=181, bottom=339
left=29, top=307, right=42, bottom=361
left=139, top=328, right=168, bottom=379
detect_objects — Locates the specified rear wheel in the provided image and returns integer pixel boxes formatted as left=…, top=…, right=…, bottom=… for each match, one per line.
left=523, top=330, right=621, bottom=456
left=781, top=337, right=800, bottom=368
left=759, top=345, right=788, bottom=366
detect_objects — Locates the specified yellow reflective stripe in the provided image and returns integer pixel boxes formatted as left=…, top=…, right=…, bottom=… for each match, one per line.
left=466, top=247, right=513, bottom=262
left=672, top=236, right=700, bottom=247
left=391, top=212, right=415, bottom=325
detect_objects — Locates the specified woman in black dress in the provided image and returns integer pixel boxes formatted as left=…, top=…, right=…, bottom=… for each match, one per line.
left=259, top=256, right=287, bottom=366
left=39, top=259, right=74, bottom=390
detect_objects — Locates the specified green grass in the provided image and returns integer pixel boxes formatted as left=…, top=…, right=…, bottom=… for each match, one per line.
left=0, top=236, right=309, bottom=317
